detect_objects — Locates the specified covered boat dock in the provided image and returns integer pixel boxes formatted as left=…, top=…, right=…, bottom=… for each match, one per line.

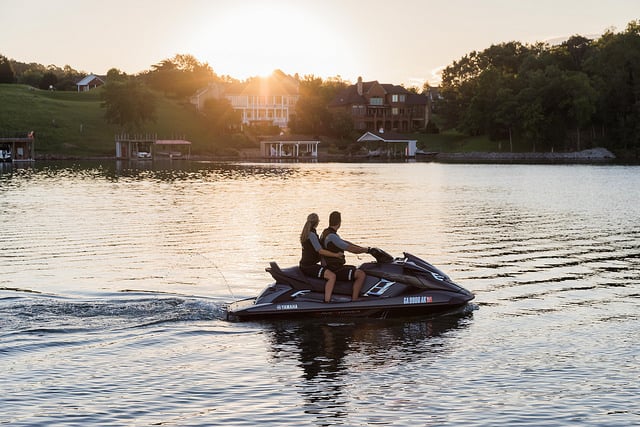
left=115, top=134, right=191, bottom=160
left=357, top=130, right=417, bottom=157
left=0, top=132, right=35, bottom=162
left=260, top=135, right=320, bottom=158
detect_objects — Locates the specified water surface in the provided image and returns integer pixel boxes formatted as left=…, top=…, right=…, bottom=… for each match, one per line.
left=1, top=161, right=638, bottom=426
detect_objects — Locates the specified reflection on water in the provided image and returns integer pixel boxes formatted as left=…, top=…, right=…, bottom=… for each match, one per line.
left=267, top=313, right=471, bottom=380
left=1, top=161, right=639, bottom=426
left=265, top=312, right=473, bottom=422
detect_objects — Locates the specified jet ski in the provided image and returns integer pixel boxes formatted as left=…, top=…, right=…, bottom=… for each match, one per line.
left=225, top=248, right=474, bottom=321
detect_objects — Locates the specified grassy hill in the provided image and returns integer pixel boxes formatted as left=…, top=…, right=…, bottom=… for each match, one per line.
left=0, top=84, right=250, bottom=158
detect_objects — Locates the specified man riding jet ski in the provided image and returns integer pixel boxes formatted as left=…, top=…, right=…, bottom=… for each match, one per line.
left=225, top=248, right=474, bottom=321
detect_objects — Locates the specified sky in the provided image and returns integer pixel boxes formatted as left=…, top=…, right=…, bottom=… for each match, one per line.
left=1, top=0, right=638, bottom=87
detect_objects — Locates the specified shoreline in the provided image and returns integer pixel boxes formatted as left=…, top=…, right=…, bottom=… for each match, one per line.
left=26, top=147, right=627, bottom=165
left=432, top=148, right=617, bottom=164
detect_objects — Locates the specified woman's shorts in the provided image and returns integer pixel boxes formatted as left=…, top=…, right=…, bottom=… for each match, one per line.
left=299, top=264, right=327, bottom=279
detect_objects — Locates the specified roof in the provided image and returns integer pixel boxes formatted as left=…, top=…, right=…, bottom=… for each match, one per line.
left=155, top=140, right=192, bottom=145
left=329, top=80, right=424, bottom=107
left=262, top=134, right=320, bottom=142
left=76, top=74, right=105, bottom=86
left=357, top=131, right=417, bottom=143
left=329, top=85, right=367, bottom=107
left=406, top=93, right=428, bottom=105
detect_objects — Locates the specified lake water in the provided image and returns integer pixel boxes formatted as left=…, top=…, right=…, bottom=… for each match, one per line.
left=1, top=160, right=639, bottom=426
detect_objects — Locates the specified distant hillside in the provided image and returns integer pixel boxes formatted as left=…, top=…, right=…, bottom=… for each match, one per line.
left=0, top=84, right=251, bottom=158
left=4, top=83, right=595, bottom=161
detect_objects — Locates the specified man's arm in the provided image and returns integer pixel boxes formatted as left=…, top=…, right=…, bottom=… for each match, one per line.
left=327, top=234, right=368, bottom=254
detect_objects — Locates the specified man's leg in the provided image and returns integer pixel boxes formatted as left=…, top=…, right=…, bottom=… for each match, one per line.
left=352, top=269, right=365, bottom=301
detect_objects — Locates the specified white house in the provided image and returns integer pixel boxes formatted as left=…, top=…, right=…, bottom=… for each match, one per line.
left=190, top=71, right=299, bottom=129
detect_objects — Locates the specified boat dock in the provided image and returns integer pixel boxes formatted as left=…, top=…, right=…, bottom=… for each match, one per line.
left=115, top=134, right=192, bottom=160
left=0, top=133, right=35, bottom=162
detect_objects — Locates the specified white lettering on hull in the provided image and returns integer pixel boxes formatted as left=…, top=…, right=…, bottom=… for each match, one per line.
left=403, top=296, right=433, bottom=304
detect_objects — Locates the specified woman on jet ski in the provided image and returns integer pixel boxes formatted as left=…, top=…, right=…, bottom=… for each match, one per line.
left=320, top=211, right=370, bottom=302
left=299, top=213, right=345, bottom=303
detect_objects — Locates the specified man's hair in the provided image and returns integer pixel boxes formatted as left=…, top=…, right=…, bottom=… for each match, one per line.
left=329, top=211, right=341, bottom=227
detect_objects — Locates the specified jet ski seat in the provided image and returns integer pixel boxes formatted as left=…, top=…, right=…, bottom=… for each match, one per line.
left=267, top=262, right=360, bottom=295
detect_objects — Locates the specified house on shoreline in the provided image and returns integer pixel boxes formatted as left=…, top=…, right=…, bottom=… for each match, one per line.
left=329, top=77, right=431, bottom=133
left=190, top=71, right=299, bottom=130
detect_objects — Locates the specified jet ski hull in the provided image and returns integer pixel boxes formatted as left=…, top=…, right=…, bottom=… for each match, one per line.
left=226, top=292, right=472, bottom=321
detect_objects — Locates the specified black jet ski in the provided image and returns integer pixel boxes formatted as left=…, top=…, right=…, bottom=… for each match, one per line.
left=225, top=248, right=474, bottom=321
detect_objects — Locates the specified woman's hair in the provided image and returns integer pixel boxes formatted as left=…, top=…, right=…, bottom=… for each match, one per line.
left=300, top=213, right=320, bottom=244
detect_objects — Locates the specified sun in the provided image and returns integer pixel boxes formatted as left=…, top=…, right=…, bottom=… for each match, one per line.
left=190, top=2, right=356, bottom=80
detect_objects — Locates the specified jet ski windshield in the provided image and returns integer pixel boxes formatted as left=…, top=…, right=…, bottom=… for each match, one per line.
left=369, top=247, right=394, bottom=264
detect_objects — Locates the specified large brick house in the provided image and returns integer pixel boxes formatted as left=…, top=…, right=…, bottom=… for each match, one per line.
left=329, top=77, right=430, bottom=133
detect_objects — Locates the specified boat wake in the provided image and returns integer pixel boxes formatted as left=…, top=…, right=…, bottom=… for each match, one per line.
left=0, top=292, right=229, bottom=335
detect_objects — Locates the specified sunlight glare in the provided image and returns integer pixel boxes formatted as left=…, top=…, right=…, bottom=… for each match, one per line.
left=191, top=3, right=356, bottom=80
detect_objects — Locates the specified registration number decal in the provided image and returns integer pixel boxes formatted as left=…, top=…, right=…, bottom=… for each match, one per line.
left=403, top=296, right=433, bottom=304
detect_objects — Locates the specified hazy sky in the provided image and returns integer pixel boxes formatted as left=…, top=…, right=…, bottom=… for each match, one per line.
left=1, top=0, right=637, bottom=86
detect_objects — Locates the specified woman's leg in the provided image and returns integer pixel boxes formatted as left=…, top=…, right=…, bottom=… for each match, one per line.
left=323, top=269, right=336, bottom=303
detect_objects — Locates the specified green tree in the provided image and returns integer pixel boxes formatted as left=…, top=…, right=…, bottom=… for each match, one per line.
left=144, top=54, right=217, bottom=98
left=585, top=21, right=640, bottom=150
left=19, top=69, right=43, bottom=87
left=39, top=71, right=57, bottom=90
left=329, top=110, right=354, bottom=140
left=289, top=74, right=348, bottom=135
left=563, top=71, right=597, bottom=150
left=100, top=78, right=157, bottom=131
left=106, top=68, right=128, bottom=82
left=0, top=54, right=16, bottom=83
left=56, top=65, right=85, bottom=91
left=202, top=97, right=241, bottom=135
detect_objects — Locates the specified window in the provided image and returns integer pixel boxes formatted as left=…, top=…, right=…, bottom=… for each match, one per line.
left=352, top=105, right=365, bottom=116
left=399, top=94, right=406, bottom=102
left=392, top=107, right=399, bottom=115
left=392, top=94, right=398, bottom=103
left=370, top=97, right=383, bottom=105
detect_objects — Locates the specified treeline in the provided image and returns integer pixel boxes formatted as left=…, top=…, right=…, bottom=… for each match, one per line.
left=440, top=20, right=640, bottom=153
left=4, top=19, right=640, bottom=153
left=0, top=56, right=87, bottom=90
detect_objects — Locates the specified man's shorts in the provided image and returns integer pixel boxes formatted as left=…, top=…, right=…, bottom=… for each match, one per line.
left=332, top=265, right=358, bottom=281
left=300, top=264, right=327, bottom=279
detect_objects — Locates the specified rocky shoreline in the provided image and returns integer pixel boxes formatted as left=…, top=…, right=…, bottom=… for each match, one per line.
left=433, top=148, right=616, bottom=164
